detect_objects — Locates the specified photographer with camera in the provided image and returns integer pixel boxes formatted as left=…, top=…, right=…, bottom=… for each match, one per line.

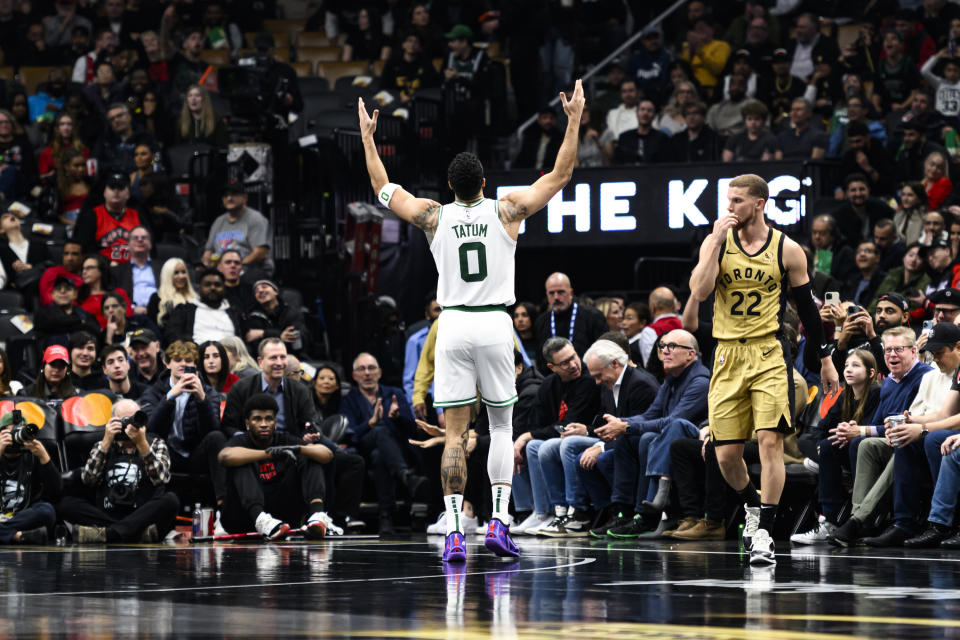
left=218, top=393, right=334, bottom=540
left=0, top=411, right=60, bottom=545
left=56, top=399, right=178, bottom=543
left=823, top=292, right=909, bottom=377
left=140, top=340, right=225, bottom=505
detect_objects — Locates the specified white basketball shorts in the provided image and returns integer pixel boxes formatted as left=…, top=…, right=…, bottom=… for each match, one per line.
left=433, top=308, right=518, bottom=408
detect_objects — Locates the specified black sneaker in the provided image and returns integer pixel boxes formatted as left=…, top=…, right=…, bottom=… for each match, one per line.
left=589, top=512, right=631, bottom=539
left=827, top=517, right=860, bottom=548
left=379, top=511, right=396, bottom=536
left=17, top=527, right=48, bottom=545
left=904, top=525, right=951, bottom=549
left=607, top=514, right=654, bottom=539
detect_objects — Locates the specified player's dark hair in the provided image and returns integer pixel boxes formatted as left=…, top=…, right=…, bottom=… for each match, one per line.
left=447, top=152, right=484, bottom=200
left=244, top=393, right=279, bottom=418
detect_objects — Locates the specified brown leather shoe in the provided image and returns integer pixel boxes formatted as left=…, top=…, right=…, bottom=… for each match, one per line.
left=673, top=518, right=725, bottom=540
left=664, top=517, right=700, bottom=538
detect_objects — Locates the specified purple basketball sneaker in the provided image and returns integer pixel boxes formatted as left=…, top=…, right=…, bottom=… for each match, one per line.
left=443, top=531, right=467, bottom=563
left=483, top=518, right=520, bottom=557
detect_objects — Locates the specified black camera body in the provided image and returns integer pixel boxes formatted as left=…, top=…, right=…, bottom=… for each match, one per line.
left=115, top=411, right=148, bottom=442
left=5, top=410, right=39, bottom=454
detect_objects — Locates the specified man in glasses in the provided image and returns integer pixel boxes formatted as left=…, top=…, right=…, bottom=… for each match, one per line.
left=829, top=291, right=908, bottom=377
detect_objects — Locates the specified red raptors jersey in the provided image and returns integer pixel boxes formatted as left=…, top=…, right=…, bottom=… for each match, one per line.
left=94, top=206, right=141, bottom=263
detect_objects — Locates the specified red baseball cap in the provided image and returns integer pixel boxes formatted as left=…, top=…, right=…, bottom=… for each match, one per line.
left=43, top=345, right=70, bottom=364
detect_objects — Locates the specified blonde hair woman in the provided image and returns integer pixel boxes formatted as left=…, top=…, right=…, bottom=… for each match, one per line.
left=220, top=335, right=260, bottom=378
left=175, top=85, right=229, bottom=147
left=150, top=258, right=197, bottom=326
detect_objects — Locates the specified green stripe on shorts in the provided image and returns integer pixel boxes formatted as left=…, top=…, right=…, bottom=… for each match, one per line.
left=483, top=395, right=518, bottom=407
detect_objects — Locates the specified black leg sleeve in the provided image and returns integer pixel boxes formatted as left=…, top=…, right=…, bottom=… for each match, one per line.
left=703, top=441, right=728, bottom=522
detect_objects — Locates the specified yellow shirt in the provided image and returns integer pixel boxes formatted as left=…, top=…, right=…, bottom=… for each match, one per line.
left=713, top=227, right=786, bottom=341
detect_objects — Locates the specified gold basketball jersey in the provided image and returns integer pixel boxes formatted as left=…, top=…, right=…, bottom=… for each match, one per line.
left=713, top=227, right=786, bottom=341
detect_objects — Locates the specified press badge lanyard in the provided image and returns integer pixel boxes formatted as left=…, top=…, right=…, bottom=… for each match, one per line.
left=550, top=302, right=578, bottom=342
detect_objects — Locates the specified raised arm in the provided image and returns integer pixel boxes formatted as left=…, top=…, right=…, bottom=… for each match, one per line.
left=689, top=215, right=738, bottom=300
left=358, top=98, right=443, bottom=242
left=498, top=79, right=586, bottom=236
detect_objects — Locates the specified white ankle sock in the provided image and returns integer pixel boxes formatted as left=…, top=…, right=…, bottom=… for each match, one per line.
left=444, top=494, right=465, bottom=534
left=491, top=484, right=512, bottom=522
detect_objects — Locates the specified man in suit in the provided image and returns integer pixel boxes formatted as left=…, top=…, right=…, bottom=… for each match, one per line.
left=111, top=226, right=162, bottom=317
left=583, top=329, right=711, bottom=538
left=534, top=338, right=659, bottom=537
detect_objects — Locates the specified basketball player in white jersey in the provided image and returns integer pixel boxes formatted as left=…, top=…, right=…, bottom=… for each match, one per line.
left=359, top=80, right=585, bottom=562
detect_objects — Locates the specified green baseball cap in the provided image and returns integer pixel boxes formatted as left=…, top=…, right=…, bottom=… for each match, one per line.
left=445, top=24, right=473, bottom=40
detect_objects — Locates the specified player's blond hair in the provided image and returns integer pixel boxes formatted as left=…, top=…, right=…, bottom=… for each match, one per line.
left=729, top=174, right=769, bottom=202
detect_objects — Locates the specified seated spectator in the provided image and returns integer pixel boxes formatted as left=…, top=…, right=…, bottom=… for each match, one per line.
left=0, top=210, right=51, bottom=294
left=706, top=73, right=749, bottom=138
left=342, top=7, right=391, bottom=63
left=763, top=48, right=808, bottom=124
left=202, top=182, right=273, bottom=277
left=893, top=121, right=945, bottom=184
left=872, top=246, right=931, bottom=312
left=811, top=214, right=858, bottom=283
left=808, top=53, right=844, bottom=123
left=833, top=174, right=896, bottom=244
left=593, top=298, right=623, bottom=333
left=612, top=100, right=671, bottom=165
left=775, top=98, right=828, bottom=160
left=722, top=100, right=777, bottom=162
left=83, top=61, right=124, bottom=116
left=788, top=12, right=839, bottom=81
left=216, top=250, right=255, bottom=312
left=128, top=143, right=156, bottom=203
left=141, top=340, right=225, bottom=507
left=828, top=95, right=888, bottom=158
left=196, top=341, right=237, bottom=399
left=245, top=279, right=306, bottom=356
left=679, top=20, right=730, bottom=98
left=44, top=0, right=93, bottom=51
left=789, top=349, right=880, bottom=543
left=577, top=109, right=605, bottom=168
left=8, top=90, right=41, bottom=153
left=514, top=107, right=562, bottom=171
left=101, top=343, right=147, bottom=400
left=922, top=150, right=953, bottom=209
left=0, top=348, right=22, bottom=396
left=137, top=173, right=185, bottom=241
left=834, top=123, right=893, bottom=198
left=71, top=27, right=117, bottom=85
left=165, top=269, right=243, bottom=345
left=75, top=173, right=144, bottom=264
left=69, top=330, right=106, bottom=391
left=24, top=345, right=78, bottom=400
left=874, top=218, right=908, bottom=272
left=174, top=85, right=228, bottom=148
left=341, top=351, right=426, bottom=534
left=56, top=149, right=91, bottom=227
left=221, top=335, right=260, bottom=379
left=600, top=79, right=640, bottom=160
left=111, top=226, right=160, bottom=317
left=311, top=362, right=343, bottom=422
left=201, top=0, right=241, bottom=54
left=171, top=28, right=206, bottom=94
left=512, top=302, right=538, bottom=367
left=894, top=181, right=929, bottom=245
left=0, top=109, right=35, bottom=201
left=841, top=241, right=887, bottom=308
left=888, top=91, right=944, bottom=152
left=380, top=31, right=441, bottom=102
left=56, top=399, right=178, bottom=543
left=872, top=29, right=921, bottom=115
left=136, top=89, right=172, bottom=148
left=0, top=410, right=60, bottom=545
left=150, top=258, right=196, bottom=327
left=35, top=275, right=100, bottom=344
left=218, top=393, right=333, bottom=540
left=622, top=302, right=650, bottom=364
left=128, top=328, right=166, bottom=387
left=78, top=254, right=133, bottom=329
left=921, top=47, right=960, bottom=120
left=653, top=81, right=697, bottom=136
left=670, top=101, right=720, bottom=163
left=635, top=287, right=681, bottom=372
left=92, top=103, right=157, bottom=176
left=920, top=211, right=950, bottom=246
left=38, top=111, right=90, bottom=179
left=533, top=273, right=609, bottom=374
left=511, top=337, right=601, bottom=535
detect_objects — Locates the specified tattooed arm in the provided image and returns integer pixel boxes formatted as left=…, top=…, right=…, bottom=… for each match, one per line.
left=499, top=79, right=586, bottom=238
left=358, top=98, right=442, bottom=242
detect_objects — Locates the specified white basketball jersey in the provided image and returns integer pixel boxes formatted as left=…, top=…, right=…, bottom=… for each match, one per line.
left=430, top=198, right=517, bottom=307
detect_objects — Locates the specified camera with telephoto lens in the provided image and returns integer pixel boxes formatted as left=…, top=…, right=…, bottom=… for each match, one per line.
left=7, top=410, right=40, bottom=454
left=115, top=410, right=148, bottom=442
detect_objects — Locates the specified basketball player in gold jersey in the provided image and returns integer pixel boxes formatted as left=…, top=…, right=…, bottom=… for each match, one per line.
left=690, top=174, right=839, bottom=565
